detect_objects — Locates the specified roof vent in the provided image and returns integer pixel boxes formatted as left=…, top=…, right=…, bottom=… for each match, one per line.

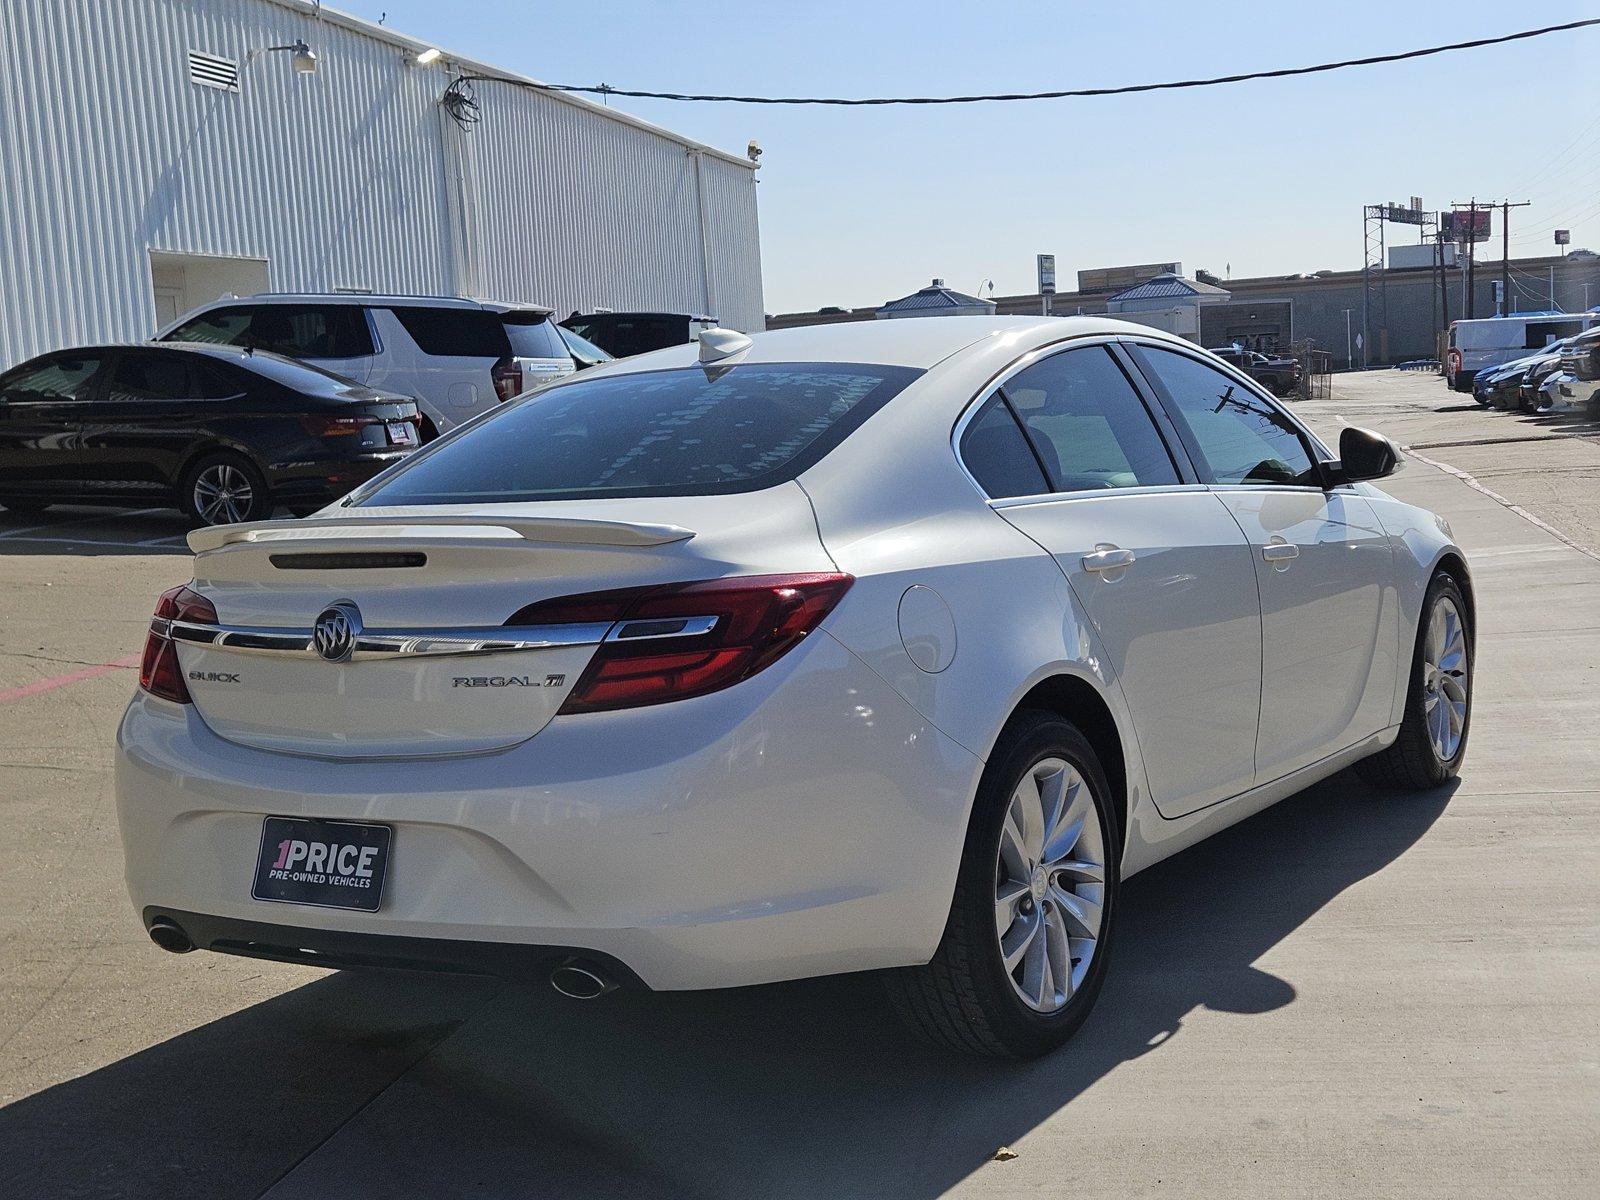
left=189, top=50, right=240, bottom=92
left=931, top=278, right=945, bottom=288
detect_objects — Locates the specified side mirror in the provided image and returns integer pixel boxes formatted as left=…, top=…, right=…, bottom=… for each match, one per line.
left=1330, top=425, right=1399, bottom=485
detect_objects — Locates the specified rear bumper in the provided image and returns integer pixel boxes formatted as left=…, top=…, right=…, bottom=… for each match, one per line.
left=143, top=906, right=648, bottom=986
left=114, top=630, right=982, bottom=991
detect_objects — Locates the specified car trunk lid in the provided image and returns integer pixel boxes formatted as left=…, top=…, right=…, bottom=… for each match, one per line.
left=176, top=487, right=833, bottom=759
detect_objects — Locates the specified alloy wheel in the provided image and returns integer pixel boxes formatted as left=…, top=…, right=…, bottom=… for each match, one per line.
left=1422, top=596, right=1469, bottom=762
left=192, top=463, right=255, bottom=525
left=994, top=757, right=1106, bottom=1013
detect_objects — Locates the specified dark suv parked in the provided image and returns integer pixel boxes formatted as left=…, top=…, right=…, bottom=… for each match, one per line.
left=0, top=344, right=419, bottom=524
left=562, top=312, right=718, bottom=358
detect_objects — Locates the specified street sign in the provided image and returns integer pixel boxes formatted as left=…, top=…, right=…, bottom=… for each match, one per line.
left=1036, top=253, right=1056, bottom=295
left=1555, top=229, right=1571, bottom=246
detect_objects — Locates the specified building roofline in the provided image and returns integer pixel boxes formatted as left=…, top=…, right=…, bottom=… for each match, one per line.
left=260, top=0, right=757, bottom=171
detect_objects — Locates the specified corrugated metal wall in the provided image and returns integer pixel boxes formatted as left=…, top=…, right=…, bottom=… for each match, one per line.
left=0, top=0, right=763, bottom=370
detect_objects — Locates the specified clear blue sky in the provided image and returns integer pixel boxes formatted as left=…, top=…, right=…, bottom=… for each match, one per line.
left=344, top=0, right=1598, bottom=314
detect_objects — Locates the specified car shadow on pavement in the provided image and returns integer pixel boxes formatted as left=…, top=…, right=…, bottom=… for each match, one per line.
left=0, top=771, right=1453, bottom=1200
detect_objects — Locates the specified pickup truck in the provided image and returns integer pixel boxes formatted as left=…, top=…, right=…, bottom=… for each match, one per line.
left=1208, top=347, right=1302, bottom=397
left=1555, top=327, right=1600, bottom=409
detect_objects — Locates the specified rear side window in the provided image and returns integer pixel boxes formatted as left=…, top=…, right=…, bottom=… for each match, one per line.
left=355, top=362, right=922, bottom=504
left=1002, top=347, right=1180, bottom=491
left=105, top=352, right=195, bottom=401
left=164, top=305, right=374, bottom=359
left=235, top=352, right=366, bottom=397
left=0, top=352, right=104, bottom=398
left=1136, top=346, right=1318, bottom=487
left=390, top=307, right=511, bottom=358
left=957, top=397, right=1050, bottom=499
left=247, top=305, right=375, bottom=359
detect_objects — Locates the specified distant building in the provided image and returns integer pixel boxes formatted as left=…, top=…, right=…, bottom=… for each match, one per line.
left=770, top=253, right=1600, bottom=366
left=877, top=279, right=997, bottom=319
left=1077, top=262, right=1182, bottom=294
left=1104, top=273, right=1231, bottom=342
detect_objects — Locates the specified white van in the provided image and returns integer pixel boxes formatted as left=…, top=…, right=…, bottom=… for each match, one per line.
left=1445, top=312, right=1597, bottom=391
left=157, top=295, right=576, bottom=436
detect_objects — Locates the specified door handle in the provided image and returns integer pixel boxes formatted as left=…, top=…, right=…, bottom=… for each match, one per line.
left=1262, top=540, right=1299, bottom=564
left=1082, top=546, right=1136, bottom=573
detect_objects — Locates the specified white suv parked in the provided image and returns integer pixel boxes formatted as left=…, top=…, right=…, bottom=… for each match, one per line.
left=157, top=294, right=576, bottom=437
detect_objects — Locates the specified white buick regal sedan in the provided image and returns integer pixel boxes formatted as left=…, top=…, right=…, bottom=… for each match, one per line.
left=116, top=317, right=1473, bottom=1058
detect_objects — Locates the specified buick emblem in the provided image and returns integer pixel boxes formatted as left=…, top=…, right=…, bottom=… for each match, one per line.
left=312, top=602, right=361, bottom=664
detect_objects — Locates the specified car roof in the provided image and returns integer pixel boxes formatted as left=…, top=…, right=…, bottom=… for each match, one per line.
left=593, top=315, right=1184, bottom=371
left=189, top=293, right=554, bottom=316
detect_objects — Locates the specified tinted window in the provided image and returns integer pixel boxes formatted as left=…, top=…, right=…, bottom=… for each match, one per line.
left=958, top=396, right=1049, bottom=499
left=235, top=351, right=366, bottom=398
left=192, top=359, right=247, bottom=400
left=502, top=314, right=567, bottom=360
left=1137, top=347, right=1317, bottom=486
left=0, top=353, right=103, bottom=399
left=163, top=304, right=374, bottom=358
left=356, top=362, right=921, bottom=505
left=106, top=352, right=195, bottom=401
left=569, top=317, right=680, bottom=357
left=391, top=307, right=511, bottom=358
left=247, top=305, right=375, bottom=358
left=556, top=324, right=612, bottom=366
left=165, top=306, right=253, bottom=345
left=1001, top=347, right=1180, bottom=491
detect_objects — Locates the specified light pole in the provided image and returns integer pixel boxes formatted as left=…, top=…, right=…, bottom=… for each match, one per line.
left=1342, top=308, right=1353, bottom=371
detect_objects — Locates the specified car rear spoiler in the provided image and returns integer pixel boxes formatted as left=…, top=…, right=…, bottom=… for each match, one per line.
left=188, top=514, right=696, bottom=554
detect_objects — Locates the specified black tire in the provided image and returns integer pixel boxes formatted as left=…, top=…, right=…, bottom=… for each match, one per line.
left=179, top=452, right=271, bottom=527
left=0, top=498, right=53, bottom=514
left=885, top=711, right=1120, bottom=1058
left=1359, top=572, right=1473, bottom=791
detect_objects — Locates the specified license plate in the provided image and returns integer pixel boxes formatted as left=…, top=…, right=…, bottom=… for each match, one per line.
left=386, top=421, right=416, bottom=447
left=253, top=817, right=391, bottom=912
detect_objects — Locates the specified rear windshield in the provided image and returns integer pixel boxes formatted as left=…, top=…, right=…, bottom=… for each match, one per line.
left=501, top=314, right=567, bottom=360
left=353, top=361, right=921, bottom=504
left=229, top=351, right=367, bottom=396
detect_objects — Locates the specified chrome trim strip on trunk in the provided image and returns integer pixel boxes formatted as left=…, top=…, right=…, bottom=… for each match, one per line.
left=158, top=618, right=615, bottom=660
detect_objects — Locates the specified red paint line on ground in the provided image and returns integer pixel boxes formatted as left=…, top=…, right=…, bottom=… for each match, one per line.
left=0, top=654, right=143, bottom=704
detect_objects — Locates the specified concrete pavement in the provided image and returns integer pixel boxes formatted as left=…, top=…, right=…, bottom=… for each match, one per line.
left=0, top=372, right=1595, bottom=1198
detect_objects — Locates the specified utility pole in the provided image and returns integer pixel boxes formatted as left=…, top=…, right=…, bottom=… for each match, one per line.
left=1498, top=199, right=1530, bottom=318
left=1466, top=198, right=1476, bottom=319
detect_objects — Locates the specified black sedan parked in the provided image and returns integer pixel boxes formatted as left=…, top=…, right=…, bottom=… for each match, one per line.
left=0, top=343, right=419, bottom=525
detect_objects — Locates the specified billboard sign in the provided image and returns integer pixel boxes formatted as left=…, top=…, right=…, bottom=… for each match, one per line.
left=1036, top=253, right=1056, bottom=295
left=1442, top=209, right=1491, bottom=243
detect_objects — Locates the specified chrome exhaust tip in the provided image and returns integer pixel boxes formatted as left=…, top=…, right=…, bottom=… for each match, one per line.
left=148, top=918, right=195, bottom=954
left=549, top=958, right=617, bottom=1000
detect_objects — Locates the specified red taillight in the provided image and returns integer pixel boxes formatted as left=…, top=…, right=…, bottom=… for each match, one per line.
left=301, top=413, right=383, bottom=438
left=491, top=356, right=523, bottom=403
left=139, top=585, right=218, bottom=704
left=508, top=573, right=853, bottom=714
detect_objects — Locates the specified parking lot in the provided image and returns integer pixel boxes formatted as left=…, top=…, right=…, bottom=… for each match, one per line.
left=1, top=369, right=1596, bottom=1198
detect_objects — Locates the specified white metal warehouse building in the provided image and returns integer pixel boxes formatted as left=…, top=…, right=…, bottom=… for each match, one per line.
left=0, top=0, right=765, bottom=370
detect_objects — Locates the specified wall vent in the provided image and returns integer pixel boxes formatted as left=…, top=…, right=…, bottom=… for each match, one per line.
left=188, top=50, right=239, bottom=92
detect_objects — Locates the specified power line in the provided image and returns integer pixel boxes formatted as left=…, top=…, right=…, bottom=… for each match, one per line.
left=465, top=17, right=1600, bottom=106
